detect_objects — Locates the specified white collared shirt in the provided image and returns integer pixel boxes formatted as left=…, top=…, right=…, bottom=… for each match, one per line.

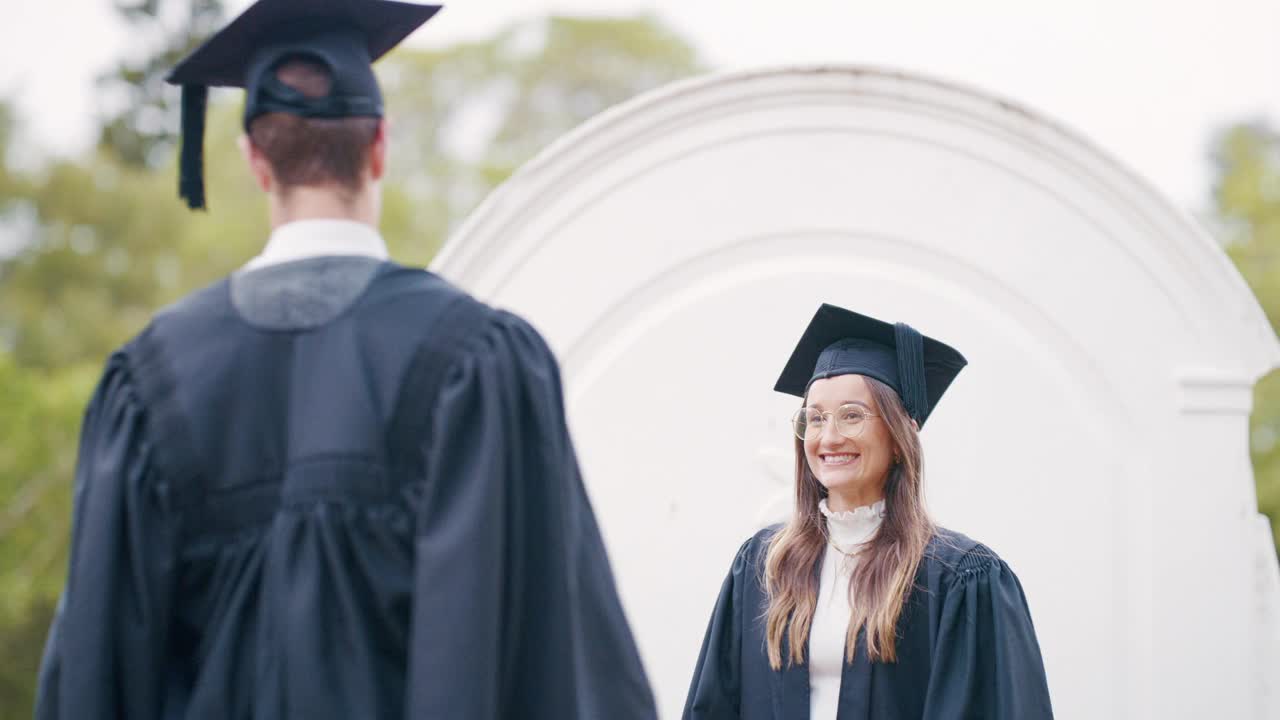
left=810, top=498, right=885, bottom=720
left=240, top=219, right=389, bottom=272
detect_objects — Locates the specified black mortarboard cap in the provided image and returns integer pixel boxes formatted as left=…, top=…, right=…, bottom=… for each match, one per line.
left=774, top=303, right=968, bottom=426
left=166, top=0, right=442, bottom=210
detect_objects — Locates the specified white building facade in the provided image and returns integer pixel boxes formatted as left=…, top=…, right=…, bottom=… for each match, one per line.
left=432, top=67, right=1280, bottom=719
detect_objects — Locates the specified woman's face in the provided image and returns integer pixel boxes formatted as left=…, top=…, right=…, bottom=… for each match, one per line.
left=803, top=374, right=896, bottom=508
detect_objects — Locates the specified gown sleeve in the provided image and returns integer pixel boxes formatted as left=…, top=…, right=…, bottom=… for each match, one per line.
left=922, top=546, right=1055, bottom=720
left=34, top=353, right=176, bottom=720
left=404, top=310, right=656, bottom=720
left=682, top=536, right=754, bottom=720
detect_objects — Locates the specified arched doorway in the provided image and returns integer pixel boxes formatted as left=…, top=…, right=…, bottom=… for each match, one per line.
left=434, top=67, right=1280, bottom=719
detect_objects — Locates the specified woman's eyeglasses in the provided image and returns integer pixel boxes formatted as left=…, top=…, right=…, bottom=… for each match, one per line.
left=791, top=403, right=880, bottom=441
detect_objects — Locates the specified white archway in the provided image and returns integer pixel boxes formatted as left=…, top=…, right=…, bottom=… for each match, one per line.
left=432, top=67, right=1280, bottom=719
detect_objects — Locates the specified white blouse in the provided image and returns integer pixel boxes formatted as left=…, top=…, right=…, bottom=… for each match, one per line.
left=809, top=498, right=885, bottom=720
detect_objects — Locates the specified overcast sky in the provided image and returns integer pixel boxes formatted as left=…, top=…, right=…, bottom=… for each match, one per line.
left=3, top=0, right=1279, bottom=215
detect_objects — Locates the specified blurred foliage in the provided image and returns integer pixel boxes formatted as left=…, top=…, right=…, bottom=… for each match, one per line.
left=1212, top=121, right=1280, bottom=560
left=0, top=12, right=700, bottom=715
left=0, top=358, right=95, bottom=710
left=98, top=0, right=228, bottom=167
left=380, top=14, right=699, bottom=265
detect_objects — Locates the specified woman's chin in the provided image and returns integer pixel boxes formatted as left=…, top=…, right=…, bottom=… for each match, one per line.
left=817, top=473, right=860, bottom=494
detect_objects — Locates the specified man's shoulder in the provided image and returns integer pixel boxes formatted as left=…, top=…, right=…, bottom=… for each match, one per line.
left=364, top=263, right=504, bottom=324
left=119, top=262, right=531, bottom=381
left=155, top=276, right=233, bottom=323
left=364, top=262, right=465, bottom=302
left=143, top=262, right=487, bottom=336
left=120, top=277, right=233, bottom=358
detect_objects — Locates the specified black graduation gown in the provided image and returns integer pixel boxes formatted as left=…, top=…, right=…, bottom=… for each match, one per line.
left=34, top=262, right=656, bottom=720
left=684, top=526, right=1054, bottom=720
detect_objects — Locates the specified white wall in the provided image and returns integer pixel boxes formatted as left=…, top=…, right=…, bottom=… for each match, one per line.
left=433, top=67, right=1280, bottom=719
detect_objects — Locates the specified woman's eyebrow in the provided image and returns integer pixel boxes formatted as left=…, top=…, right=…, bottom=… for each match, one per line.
left=807, top=400, right=872, bottom=410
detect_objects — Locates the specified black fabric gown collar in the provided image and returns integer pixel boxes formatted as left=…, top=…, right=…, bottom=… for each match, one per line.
left=770, top=634, right=877, bottom=720
left=769, top=562, right=876, bottom=720
left=769, top=641, right=807, bottom=719
left=836, top=642, right=874, bottom=720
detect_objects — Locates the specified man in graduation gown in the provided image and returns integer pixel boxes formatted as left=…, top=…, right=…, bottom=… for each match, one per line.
left=34, top=1, right=656, bottom=718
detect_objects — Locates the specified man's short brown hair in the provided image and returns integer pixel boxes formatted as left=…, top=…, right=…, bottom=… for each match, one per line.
left=247, top=57, right=380, bottom=195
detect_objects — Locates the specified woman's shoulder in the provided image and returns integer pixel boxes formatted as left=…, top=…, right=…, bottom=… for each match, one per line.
left=923, top=526, right=1010, bottom=586
left=718, top=523, right=783, bottom=578
left=737, top=523, right=782, bottom=557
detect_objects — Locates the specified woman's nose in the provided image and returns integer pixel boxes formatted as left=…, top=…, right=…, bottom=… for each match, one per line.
left=820, top=418, right=844, bottom=445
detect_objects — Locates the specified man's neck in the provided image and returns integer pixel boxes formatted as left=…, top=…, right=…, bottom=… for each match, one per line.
left=268, top=185, right=379, bottom=230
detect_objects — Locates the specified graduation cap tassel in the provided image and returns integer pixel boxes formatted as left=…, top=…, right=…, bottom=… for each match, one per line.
left=178, top=84, right=208, bottom=210
left=894, top=322, right=928, bottom=423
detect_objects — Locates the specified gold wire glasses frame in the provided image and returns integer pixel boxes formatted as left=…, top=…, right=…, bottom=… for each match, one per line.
left=791, top=403, right=881, bottom=441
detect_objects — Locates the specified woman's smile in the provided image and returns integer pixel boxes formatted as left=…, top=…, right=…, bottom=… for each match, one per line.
left=819, top=452, right=860, bottom=467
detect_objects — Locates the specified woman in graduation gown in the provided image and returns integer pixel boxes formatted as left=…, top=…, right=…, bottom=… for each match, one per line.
left=684, top=304, right=1054, bottom=720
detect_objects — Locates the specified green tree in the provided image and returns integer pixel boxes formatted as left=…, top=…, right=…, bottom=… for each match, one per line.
left=0, top=356, right=95, bottom=712
left=1211, top=121, right=1280, bottom=559
left=0, top=14, right=700, bottom=715
left=98, top=0, right=227, bottom=167
left=379, top=14, right=701, bottom=265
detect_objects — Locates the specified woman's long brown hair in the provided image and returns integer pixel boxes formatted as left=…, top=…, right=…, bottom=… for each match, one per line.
left=762, top=376, right=934, bottom=668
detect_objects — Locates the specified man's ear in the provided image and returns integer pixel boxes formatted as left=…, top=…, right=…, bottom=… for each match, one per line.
left=368, top=117, right=389, bottom=181
left=238, top=134, right=274, bottom=193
